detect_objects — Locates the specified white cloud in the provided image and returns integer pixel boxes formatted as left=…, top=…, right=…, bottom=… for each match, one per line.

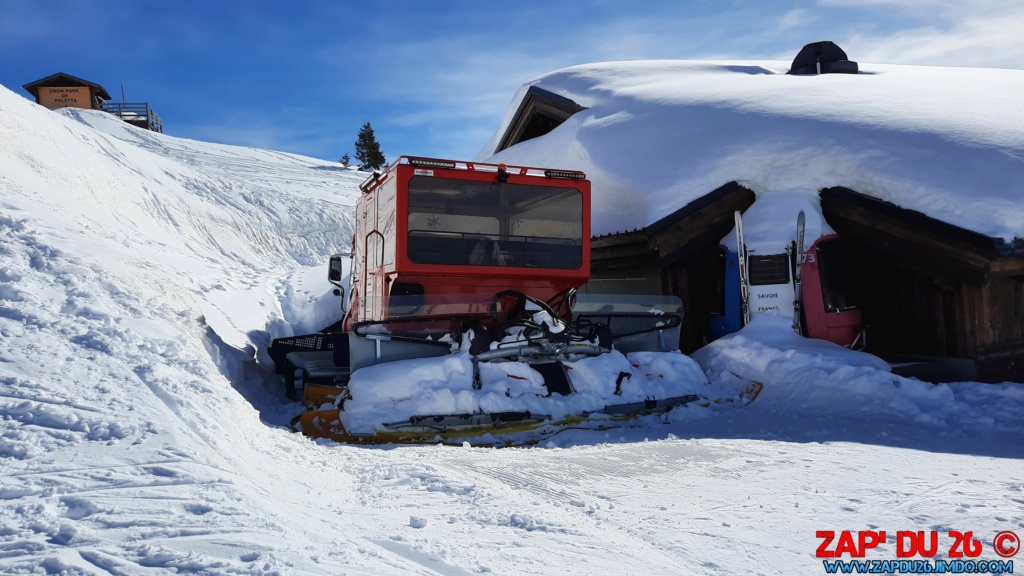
left=812, top=0, right=1024, bottom=68
left=775, top=9, right=817, bottom=33
left=843, top=9, right=1024, bottom=67
left=817, top=0, right=945, bottom=9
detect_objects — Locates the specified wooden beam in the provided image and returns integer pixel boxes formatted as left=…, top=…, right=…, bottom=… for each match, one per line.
left=977, top=339, right=1024, bottom=383
left=820, top=187, right=1023, bottom=286
left=990, top=257, right=1024, bottom=277
left=592, top=231, right=647, bottom=249
left=826, top=211, right=990, bottom=286
left=591, top=230, right=658, bottom=270
left=647, top=182, right=756, bottom=265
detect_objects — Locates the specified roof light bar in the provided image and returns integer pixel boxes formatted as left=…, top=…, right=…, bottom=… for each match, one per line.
left=359, top=170, right=381, bottom=192
left=408, top=158, right=457, bottom=169
left=544, top=169, right=587, bottom=180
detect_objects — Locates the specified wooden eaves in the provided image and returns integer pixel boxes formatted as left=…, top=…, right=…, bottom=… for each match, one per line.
left=820, top=187, right=1024, bottom=286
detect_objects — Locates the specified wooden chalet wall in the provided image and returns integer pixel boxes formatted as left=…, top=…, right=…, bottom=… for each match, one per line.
left=589, top=182, right=756, bottom=352
left=841, top=245, right=1023, bottom=355
left=821, top=187, right=1024, bottom=381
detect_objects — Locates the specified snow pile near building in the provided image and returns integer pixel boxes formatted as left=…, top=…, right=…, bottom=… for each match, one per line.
left=482, top=61, right=1024, bottom=241
left=694, top=315, right=1024, bottom=436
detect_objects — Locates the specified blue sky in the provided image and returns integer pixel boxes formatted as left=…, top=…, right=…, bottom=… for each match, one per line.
left=2, top=1, right=1021, bottom=164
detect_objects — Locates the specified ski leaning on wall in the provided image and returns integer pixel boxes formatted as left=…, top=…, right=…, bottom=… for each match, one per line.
left=792, top=210, right=806, bottom=334
left=734, top=210, right=751, bottom=327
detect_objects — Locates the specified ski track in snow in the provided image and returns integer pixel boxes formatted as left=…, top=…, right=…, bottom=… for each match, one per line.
left=2, top=67, right=1024, bottom=576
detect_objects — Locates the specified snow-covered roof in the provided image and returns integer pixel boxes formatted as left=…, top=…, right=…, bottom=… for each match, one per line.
left=480, top=60, right=1024, bottom=242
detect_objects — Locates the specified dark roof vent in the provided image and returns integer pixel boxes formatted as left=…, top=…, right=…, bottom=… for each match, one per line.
left=788, top=41, right=859, bottom=75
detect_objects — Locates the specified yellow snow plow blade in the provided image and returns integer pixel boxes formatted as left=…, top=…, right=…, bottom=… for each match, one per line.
left=302, top=383, right=345, bottom=408
left=286, top=385, right=765, bottom=447
left=698, top=379, right=764, bottom=408
left=292, top=409, right=556, bottom=446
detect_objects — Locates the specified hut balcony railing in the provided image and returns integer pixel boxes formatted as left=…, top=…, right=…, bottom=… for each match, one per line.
left=100, top=102, right=163, bottom=133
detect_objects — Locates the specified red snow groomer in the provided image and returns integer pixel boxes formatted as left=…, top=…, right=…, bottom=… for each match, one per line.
left=269, top=157, right=707, bottom=445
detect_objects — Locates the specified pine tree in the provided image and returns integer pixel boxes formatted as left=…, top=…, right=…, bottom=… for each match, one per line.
left=339, top=153, right=351, bottom=167
left=354, top=122, right=386, bottom=171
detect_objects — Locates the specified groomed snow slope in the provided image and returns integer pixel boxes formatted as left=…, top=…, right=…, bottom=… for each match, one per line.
left=1, top=72, right=1023, bottom=576
left=481, top=61, right=1024, bottom=243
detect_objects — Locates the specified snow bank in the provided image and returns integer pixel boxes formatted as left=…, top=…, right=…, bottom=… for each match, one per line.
left=0, top=83, right=379, bottom=573
left=693, top=315, right=1024, bottom=438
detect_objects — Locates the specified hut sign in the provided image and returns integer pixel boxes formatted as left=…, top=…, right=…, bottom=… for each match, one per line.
left=38, top=87, right=90, bottom=108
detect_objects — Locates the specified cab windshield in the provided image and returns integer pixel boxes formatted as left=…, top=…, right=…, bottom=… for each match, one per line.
left=406, top=176, right=583, bottom=269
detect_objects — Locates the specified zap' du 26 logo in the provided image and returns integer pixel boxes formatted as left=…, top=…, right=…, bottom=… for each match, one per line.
left=815, top=530, right=1020, bottom=559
